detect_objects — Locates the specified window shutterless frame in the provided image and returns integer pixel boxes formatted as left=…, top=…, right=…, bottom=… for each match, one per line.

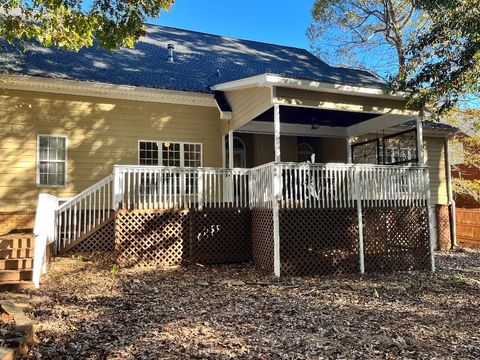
left=137, top=140, right=203, bottom=167
left=36, top=134, right=68, bottom=188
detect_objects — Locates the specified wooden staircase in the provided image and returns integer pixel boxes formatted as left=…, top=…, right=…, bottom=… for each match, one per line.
left=0, top=234, right=35, bottom=291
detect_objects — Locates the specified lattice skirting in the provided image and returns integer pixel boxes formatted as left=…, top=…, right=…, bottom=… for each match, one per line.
left=436, top=205, right=452, bottom=251
left=67, top=215, right=116, bottom=253
left=363, top=207, right=430, bottom=273
left=279, top=208, right=359, bottom=276
left=115, top=209, right=190, bottom=267
left=190, top=208, right=251, bottom=264
left=251, top=208, right=274, bottom=272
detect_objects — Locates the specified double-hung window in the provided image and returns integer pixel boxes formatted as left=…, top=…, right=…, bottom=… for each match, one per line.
left=37, top=135, right=67, bottom=187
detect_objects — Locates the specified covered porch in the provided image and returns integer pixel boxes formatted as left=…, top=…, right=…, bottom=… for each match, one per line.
left=34, top=74, right=435, bottom=281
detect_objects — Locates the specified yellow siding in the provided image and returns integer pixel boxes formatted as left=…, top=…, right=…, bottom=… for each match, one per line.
left=0, top=90, right=222, bottom=212
left=275, top=87, right=416, bottom=116
left=225, top=87, right=272, bottom=131
left=425, top=137, right=448, bottom=205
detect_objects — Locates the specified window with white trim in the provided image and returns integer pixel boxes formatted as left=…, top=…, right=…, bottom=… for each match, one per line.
left=139, top=141, right=202, bottom=167
left=37, top=135, right=67, bottom=187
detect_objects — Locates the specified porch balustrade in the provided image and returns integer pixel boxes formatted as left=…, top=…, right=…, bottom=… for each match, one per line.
left=48, top=162, right=429, bottom=254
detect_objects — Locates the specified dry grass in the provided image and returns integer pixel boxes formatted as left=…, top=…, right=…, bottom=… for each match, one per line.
left=1, top=249, right=480, bottom=359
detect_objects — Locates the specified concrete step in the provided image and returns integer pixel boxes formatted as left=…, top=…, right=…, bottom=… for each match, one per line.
left=0, top=248, right=34, bottom=260
left=0, top=259, right=33, bottom=271
left=0, top=236, right=34, bottom=250
left=0, top=270, right=33, bottom=282
left=0, top=281, right=35, bottom=292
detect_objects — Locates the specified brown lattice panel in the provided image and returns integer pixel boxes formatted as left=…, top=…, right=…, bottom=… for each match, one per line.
left=115, top=209, right=190, bottom=267
left=279, top=208, right=359, bottom=276
left=190, top=208, right=251, bottom=264
left=251, top=208, right=274, bottom=272
left=67, top=215, right=115, bottom=253
left=362, top=207, right=430, bottom=273
left=436, top=205, right=452, bottom=251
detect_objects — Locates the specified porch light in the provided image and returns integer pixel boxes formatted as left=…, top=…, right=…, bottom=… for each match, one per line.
left=164, top=142, right=171, bottom=148
left=311, top=121, right=319, bottom=130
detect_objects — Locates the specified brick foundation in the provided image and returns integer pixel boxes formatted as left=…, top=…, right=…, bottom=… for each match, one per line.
left=436, top=205, right=452, bottom=251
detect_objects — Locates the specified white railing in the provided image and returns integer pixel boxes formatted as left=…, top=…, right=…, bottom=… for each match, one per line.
left=55, top=174, right=114, bottom=252
left=248, top=162, right=274, bottom=208
left=52, top=162, right=429, bottom=254
left=277, top=163, right=428, bottom=209
left=113, top=165, right=249, bottom=210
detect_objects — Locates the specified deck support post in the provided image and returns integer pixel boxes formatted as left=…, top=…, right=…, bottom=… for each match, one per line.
left=273, top=104, right=281, bottom=277
left=355, top=169, right=365, bottom=274
left=417, top=117, right=436, bottom=272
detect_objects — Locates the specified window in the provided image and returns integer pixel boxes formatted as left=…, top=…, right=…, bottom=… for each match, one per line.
left=138, top=141, right=202, bottom=197
left=37, top=135, right=67, bottom=187
left=297, top=143, right=314, bottom=163
left=139, top=141, right=202, bottom=167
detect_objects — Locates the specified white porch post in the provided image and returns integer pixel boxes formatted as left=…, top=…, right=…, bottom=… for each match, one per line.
left=417, top=116, right=436, bottom=272
left=228, top=130, right=234, bottom=169
left=416, top=117, right=425, bottom=165
left=273, top=104, right=281, bottom=277
left=222, top=134, right=226, bottom=168
left=346, top=137, right=352, bottom=164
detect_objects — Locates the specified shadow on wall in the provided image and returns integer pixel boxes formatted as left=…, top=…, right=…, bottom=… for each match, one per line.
left=0, top=89, right=219, bottom=213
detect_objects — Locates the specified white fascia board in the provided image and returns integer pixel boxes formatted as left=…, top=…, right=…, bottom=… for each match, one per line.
left=237, top=120, right=348, bottom=138
left=1, top=74, right=217, bottom=107
left=210, top=74, right=270, bottom=92
left=211, top=73, right=408, bottom=100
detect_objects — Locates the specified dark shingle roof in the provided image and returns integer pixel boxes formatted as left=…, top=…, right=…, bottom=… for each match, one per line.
left=0, top=24, right=386, bottom=93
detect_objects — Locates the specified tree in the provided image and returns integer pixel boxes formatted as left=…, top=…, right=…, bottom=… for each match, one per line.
left=0, top=0, right=174, bottom=51
left=400, top=0, right=480, bottom=115
left=445, top=107, right=480, bottom=204
left=308, top=0, right=426, bottom=80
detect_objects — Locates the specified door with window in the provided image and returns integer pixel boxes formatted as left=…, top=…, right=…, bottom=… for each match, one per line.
left=138, top=141, right=202, bottom=205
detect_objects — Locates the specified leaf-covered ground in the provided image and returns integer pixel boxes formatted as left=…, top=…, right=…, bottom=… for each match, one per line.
left=2, top=249, right=480, bottom=359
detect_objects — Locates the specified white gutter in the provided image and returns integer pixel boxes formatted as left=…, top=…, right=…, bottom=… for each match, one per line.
left=445, top=138, right=457, bottom=247
left=211, top=73, right=409, bottom=100
left=1, top=74, right=217, bottom=107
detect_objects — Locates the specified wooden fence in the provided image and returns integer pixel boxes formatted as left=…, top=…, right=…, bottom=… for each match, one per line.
left=456, top=208, right=480, bottom=248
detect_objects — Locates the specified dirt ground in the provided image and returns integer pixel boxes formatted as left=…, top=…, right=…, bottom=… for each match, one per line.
left=2, top=249, right=479, bottom=359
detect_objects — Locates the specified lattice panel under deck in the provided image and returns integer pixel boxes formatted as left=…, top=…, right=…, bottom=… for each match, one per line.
left=67, top=216, right=115, bottom=253
left=115, top=210, right=190, bottom=267
left=251, top=208, right=274, bottom=272
left=362, top=207, right=430, bottom=273
left=190, top=208, right=251, bottom=264
left=279, top=208, right=359, bottom=276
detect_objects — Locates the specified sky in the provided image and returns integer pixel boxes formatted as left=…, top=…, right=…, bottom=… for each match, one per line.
left=155, top=0, right=314, bottom=50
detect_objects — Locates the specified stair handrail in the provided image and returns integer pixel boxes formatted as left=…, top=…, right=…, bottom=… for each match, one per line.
left=55, top=174, right=114, bottom=253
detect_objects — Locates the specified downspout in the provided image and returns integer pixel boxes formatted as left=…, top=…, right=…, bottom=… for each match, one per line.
left=444, top=137, right=457, bottom=247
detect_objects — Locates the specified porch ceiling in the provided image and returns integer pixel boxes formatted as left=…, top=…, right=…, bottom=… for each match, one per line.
left=253, top=106, right=381, bottom=127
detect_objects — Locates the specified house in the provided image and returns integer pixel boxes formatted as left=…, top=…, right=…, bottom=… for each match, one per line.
left=0, top=25, right=457, bottom=288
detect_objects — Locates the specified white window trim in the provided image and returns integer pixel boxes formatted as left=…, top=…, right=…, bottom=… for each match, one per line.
left=138, top=140, right=203, bottom=167
left=36, top=134, right=68, bottom=188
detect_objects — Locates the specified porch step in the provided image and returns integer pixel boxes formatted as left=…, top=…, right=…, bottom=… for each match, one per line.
left=0, top=248, right=34, bottom=260
left=0, top=258, right=33, bottom=270
left=0, top=236, right=35, bottom=250
left=0, top=281, right=35, bottom=291
left=0, top=270, right=33, bottom=282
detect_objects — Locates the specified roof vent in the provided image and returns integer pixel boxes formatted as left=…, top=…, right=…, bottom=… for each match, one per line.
left=167, top=43, right=175, bottom=63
